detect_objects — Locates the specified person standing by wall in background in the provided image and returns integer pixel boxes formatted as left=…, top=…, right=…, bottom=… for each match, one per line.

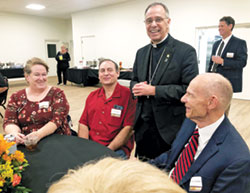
left=130, top=2, right=198, bottom=160
left=208, top=16, right=248, bottom=114
left=55, top=45, right=71, bottom=85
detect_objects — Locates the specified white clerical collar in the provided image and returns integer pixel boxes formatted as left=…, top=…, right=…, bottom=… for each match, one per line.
left=151, top=34, right=169, bottom=48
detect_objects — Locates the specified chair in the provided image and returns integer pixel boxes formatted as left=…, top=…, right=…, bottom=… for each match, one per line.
left=0, top=76, right=8, bottom=118
left=67, top=115, right=77, bottom=136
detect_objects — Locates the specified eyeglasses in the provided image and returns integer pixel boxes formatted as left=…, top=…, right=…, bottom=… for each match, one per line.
left=144, top=17, right=168, bottom=25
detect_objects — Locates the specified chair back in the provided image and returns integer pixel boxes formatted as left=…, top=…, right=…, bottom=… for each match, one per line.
left=0, top=76, right=8, bottom=105
left=0, top=76, right=9, bottom=118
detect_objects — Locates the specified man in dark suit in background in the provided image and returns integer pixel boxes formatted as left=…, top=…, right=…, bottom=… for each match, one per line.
left=208, top=16, right=248, bottom=93
left=150, top=73, right=250, bottom=193
left=130, top=2, right=198, bottom=160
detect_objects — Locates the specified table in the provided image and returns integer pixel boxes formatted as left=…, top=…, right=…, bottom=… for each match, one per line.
left=67, top=68, right=99, bottom=86
left=67, top=68, right=132, bottom=86
left=0, top=68, right=24, bottom=78
left=18, top=134, right=118, bottom=193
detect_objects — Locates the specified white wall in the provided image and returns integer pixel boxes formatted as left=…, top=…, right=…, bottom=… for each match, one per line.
left=72, top=0, right=250, bottom=99
left=72, top=0, right=250, bottom=67
left=72, top=0, right=150, bottom=68
left=0, top=12, right=72, bottom=75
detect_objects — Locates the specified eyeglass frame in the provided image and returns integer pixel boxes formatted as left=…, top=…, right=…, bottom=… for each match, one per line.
left=144, top=17, right=168, bottom=25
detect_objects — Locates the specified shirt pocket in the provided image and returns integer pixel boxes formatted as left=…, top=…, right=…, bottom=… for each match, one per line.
left=108, top=116, right=122, bottom=127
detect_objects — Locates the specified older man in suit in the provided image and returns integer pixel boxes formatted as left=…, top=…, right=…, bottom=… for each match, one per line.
left=130, top=2, right=198, bottom=159
left=150, top=73, right=250, bottom=193
left=208, top=16, right=248, bottom=93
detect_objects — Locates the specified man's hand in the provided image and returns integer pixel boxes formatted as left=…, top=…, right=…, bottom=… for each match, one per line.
left=212, top=56, right=224, bottom=65
left=132, top=81, right=156, bottom=96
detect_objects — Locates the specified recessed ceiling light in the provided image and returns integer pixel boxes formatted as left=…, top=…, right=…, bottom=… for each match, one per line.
left=26, top=4, right=45, bottom=10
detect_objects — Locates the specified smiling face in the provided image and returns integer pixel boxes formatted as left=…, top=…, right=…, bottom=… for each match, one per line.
left=218, top=21, right=232, bottom=39
left=26, top=64, right=48, bottom=90
left=181, top=77, right=210, bottom=122
left=145, top=5, right=170, bottom=44
left=98, top=61, right=119, bottom=86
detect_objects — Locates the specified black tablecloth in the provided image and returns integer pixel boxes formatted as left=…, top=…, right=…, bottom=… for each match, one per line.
left=0, top=68, right=24, bottom=78
left=18, top=134, right=118, bottom=193
left=67, top=68, right=132, bottom=86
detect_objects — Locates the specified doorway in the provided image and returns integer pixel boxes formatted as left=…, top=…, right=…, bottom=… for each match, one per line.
left=81, top=35, right=96, bottom=67
left=45, top=40, right=60, bottom=76
left=195, top=24, right=250, bottom=100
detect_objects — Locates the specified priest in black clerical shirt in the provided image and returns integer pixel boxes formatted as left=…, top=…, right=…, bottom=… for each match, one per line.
left=130, top=2, right=198, bottom=160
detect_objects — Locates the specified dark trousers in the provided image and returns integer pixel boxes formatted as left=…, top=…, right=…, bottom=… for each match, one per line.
left=57, top=68, right=68, bottom=85
left=135, top=118, right=171, bottom=161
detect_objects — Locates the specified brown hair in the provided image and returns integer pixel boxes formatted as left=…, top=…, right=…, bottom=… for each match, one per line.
left=24, top=57, right=49, bottom=75
left=220, top=16, right=235, bottom=31
left=99, top=59, right=119, bottom=72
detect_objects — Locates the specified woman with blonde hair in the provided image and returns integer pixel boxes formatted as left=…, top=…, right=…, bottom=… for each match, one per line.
left=48, top=157, right=186, bottom=193
left=4, top=57, right=71, bottom=144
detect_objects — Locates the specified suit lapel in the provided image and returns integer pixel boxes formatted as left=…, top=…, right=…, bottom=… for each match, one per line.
left=221, top=35, right=235, bottom=58
left=151, top=35, right=175, bottom=85
left=140, top=45, right=151, bottom=82
left=167, top=120, right=196, bottom=169
left=180, top=138, right=219, bottom=184
left=180, top=117, right=229, bottom=185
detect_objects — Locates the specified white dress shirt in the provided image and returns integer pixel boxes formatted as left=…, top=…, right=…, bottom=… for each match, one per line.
left=216, top=34, right=232, bottom=56
left=169, top=115, right=225, bottom=177
left=194, top=115, right=225, bottom=159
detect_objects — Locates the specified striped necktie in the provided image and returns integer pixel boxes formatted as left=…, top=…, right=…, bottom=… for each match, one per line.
left=171, top=128, right=199, bottom=184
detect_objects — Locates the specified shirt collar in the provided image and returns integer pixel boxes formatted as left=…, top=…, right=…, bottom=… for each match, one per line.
left=98, top=83, right=121, bottom=99
left=197, top=114, right=225, bottom=145
left=151, top=34, right=169, bottom=48
left=222, top=34, right=232, bottom=45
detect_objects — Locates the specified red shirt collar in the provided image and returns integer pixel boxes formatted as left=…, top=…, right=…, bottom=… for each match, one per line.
left=98, top=83, right=122, bottom=99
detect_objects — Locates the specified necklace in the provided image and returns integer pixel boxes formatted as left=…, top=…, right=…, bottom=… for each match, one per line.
left=149, top=47, right=166, bottom=85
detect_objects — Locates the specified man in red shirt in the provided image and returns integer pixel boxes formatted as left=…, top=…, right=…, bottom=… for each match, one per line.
left=78, top=59, right=136, bottom=158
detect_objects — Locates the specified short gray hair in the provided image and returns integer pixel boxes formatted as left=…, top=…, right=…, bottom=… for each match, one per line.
left=145, top=2, right=169, bottom=17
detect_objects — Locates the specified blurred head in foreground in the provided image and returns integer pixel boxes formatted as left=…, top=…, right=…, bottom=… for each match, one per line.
left=48, top=157, right=186, bottom=193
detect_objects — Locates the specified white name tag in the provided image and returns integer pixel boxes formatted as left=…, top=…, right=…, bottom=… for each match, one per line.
left=111, top=108, right=121, bottom=118
left=39, top=101, right=49, bottom=109
left=189, top=176, right=202, bottom=192
left=226, top=52, right=234, bottom=58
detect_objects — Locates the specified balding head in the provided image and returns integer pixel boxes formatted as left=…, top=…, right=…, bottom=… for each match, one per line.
left=193, top=73, right=233, bottom=111
left=181, top=73, right=233, bottom=126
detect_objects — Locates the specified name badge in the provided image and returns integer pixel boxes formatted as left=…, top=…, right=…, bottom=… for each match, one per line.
left=111, top=108, right=122, bottom=118
left=39, top=101, right=49, bottom=109
left=59, top=55, right=63, bottom=60
left=189, top=176, right=202, bottom=192
left=226, top=52, right=234, bottom=58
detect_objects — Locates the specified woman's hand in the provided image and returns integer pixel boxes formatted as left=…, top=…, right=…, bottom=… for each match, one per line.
left=25, top=131, right=42, bottom=143
left=12, top=132, right=26, bottom=145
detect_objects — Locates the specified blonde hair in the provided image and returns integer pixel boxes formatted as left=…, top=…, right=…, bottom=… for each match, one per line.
left=48, top=157, right=186, bottom=193
left=24, top=57, right=49, bottom=75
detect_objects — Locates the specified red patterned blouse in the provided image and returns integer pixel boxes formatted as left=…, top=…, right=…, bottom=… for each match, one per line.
left=3, top=87, right=71, bottom=135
